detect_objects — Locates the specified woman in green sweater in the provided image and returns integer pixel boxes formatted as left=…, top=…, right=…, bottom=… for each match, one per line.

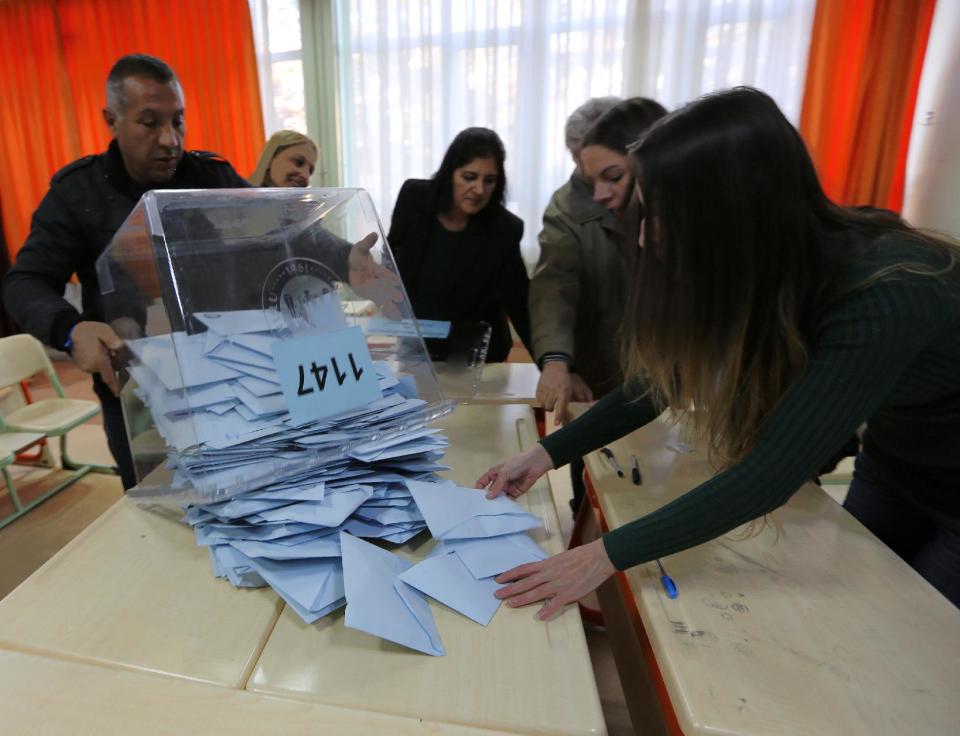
left=476, top=87, right=960, bottom=619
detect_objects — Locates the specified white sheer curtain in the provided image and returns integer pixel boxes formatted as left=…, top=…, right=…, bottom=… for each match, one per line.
left=277, top=0, right=816, bottom=264
left=334, top=0, right=631, bottom=264
left=625, top=0, right=816, bottom=123
left=248, top=0, right=308, bottom=139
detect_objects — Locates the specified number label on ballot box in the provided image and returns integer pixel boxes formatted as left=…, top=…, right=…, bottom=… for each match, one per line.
left=272, top=326, right=382, bottom=423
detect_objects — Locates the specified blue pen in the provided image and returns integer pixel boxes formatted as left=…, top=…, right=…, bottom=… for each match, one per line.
left=656, top=559, right=679, bottom=598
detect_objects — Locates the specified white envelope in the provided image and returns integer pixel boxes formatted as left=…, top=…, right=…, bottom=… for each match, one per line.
left=340, top=533, right=444, bottom=656
left=405, top=480, right=541, bottom=540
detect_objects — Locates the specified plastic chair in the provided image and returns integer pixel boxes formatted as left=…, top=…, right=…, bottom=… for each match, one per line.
left=0, top=432, right=46, bottom=529
left=0, top=334, right=116, bottom=529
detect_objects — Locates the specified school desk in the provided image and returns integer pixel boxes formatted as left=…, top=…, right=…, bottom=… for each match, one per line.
left=0, top=495, right=281, bottom=686
left=249, top=403, right=605, bottom=735
left=579, top=410, right=960, bottom=735
left=0, top=404, right=604, bottom=735
left=0, top=648, right=523, bottom=735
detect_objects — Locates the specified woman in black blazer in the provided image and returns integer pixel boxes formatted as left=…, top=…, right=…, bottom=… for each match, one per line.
left=387, top=127, right=532, bottom=363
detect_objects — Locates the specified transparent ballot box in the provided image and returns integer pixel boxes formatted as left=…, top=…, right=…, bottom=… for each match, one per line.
left=97, top=188, right=454, bottom=503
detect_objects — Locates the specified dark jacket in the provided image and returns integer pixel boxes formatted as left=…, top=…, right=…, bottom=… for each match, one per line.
left=2, top=139, right=250, bottom=351
left=529, top=172, right=638, bottom=396
left=387, top=178, right=532, bottom=363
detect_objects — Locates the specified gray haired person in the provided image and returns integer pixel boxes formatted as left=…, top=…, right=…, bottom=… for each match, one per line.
left=563, top=96, right=622, bottom=156
left=529, top=95, right=627, bottom=513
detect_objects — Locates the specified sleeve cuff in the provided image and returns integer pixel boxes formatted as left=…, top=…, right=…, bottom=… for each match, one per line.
left=537, top=352, right=573, bottom=370
left=601, top=530, right=634, bottom=571
left=538, top=436, right=567, bottom=470
left=51, top=310, right=83, bottom=353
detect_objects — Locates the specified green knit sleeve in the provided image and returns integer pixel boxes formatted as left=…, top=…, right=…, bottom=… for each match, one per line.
left=539, top=383, right=661, bottom=468
left=602, top=275, right=951, bottom=571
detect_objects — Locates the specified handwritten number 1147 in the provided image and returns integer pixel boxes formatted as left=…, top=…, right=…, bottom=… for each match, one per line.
left=297, top=353, right=364, bottom=395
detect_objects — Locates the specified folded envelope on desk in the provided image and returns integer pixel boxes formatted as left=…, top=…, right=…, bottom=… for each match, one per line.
left=195, top=521, right=317, bottom=545
left=244, top=481, right=326, bottom=503
left=398, top=550, right=502, bottom=626
left=348, top=435, right=448, bottom=463
left=202, top=495, right=296, bottom=521
left=228, top=534, right=342, bottom=560
left=239, top=552, right=345, bottom=625
left=210, top=545, right=266, bottom=588
left=340, top=533, right=445, bottom=656
left=405, top=480, right=541, bottom=540
left=252, top=486, right=373, bottom=526
left=432, top=532, right=549, bottom=580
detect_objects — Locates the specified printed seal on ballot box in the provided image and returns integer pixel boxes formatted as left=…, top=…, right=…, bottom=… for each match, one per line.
left=261, top=256, right=341, bottom=333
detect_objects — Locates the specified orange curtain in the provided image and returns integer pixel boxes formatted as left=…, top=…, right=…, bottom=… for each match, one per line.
left=0, top=0, right=264, bottom=263
left=799, top=0, right=936, bottom=211
left=0, top=1, right=80, bottom=260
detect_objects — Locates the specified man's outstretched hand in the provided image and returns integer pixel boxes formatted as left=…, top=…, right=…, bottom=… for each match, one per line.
left=347, top=233, right=404, bottom=319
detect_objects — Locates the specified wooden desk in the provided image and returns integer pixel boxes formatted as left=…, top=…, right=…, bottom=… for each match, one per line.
left=0, top=498, right=282, bottom=686
left=249, top=404, right=605, bottom=735
left=437, top=362, right=540, bottom=405
left=0, top=404, right=602, bottom=735
left=0, top=649, right=513, bottom=736
left=582, top=413, right=960, bottom=735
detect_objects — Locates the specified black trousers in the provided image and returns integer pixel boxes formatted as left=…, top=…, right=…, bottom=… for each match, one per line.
left=92, top=376, right=137, bottom=490
left=844, top=437, right=960, bottom=608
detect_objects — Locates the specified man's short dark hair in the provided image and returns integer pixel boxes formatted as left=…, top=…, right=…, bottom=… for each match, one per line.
left=106, top=54, right=179, bottom=113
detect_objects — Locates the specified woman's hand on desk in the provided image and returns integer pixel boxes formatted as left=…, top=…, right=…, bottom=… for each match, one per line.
left=475, top=444, right=555, bottom=499
left=494, top=539, right=616, bottom=621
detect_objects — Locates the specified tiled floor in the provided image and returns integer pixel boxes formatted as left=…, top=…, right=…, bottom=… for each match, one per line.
left=0, top=357, right=636, bottom=735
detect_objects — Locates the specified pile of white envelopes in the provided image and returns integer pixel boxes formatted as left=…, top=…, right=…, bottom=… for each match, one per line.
left=124, top=309, right=550, bottom=654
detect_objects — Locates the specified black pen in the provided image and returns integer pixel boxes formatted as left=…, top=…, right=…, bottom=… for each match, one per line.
left=599, top=447, right=624, bottom=477
left=630, top=453, right=642, bottom=485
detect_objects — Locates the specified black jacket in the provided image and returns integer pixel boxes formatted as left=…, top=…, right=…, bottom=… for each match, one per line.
left=2, top=139, right=250, bottom=351
left=387, top=178, right=532, bottom=363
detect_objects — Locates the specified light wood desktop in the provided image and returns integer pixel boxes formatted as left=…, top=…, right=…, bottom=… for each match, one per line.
left=0, top=496, right=282, bottom=686
left=580, top=411, right=960, bottom=736
left=0, top=649, right=516, bottom=736
left=249, top=404, right=605, bottom=735
left=0, top=404, right=603, bottom=735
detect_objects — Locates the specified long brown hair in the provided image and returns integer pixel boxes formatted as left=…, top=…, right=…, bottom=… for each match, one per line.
left=624, top=87, right=959, bottom=466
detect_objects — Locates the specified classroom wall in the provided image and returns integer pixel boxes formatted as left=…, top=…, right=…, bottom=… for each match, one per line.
left=902, top=0, right=960, bottom=237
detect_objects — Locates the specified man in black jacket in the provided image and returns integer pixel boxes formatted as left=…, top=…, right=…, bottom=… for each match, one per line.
left=2, top=54, right=250, bottom=489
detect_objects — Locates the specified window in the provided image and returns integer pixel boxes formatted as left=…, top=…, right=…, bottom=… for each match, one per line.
left=249, top=0, right=308, bottom=136
left=335, top=0, right=632, bottom=264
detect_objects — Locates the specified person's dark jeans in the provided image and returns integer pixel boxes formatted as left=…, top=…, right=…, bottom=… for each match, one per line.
left=92, top=376, right=137, bottom=490
left=844, top=437, right=960, bottom=608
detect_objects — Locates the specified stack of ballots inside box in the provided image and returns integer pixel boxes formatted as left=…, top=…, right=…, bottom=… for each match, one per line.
left=123, top=306, right=550, bottom=655
left=103, top=188, right=551, bottom=655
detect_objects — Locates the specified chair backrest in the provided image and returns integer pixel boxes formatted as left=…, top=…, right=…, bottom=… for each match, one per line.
left=0, top=334, right=58, bottom=388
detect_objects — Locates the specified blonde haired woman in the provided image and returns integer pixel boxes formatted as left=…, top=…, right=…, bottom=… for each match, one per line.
left=250, top=130, right=318, bottom=187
